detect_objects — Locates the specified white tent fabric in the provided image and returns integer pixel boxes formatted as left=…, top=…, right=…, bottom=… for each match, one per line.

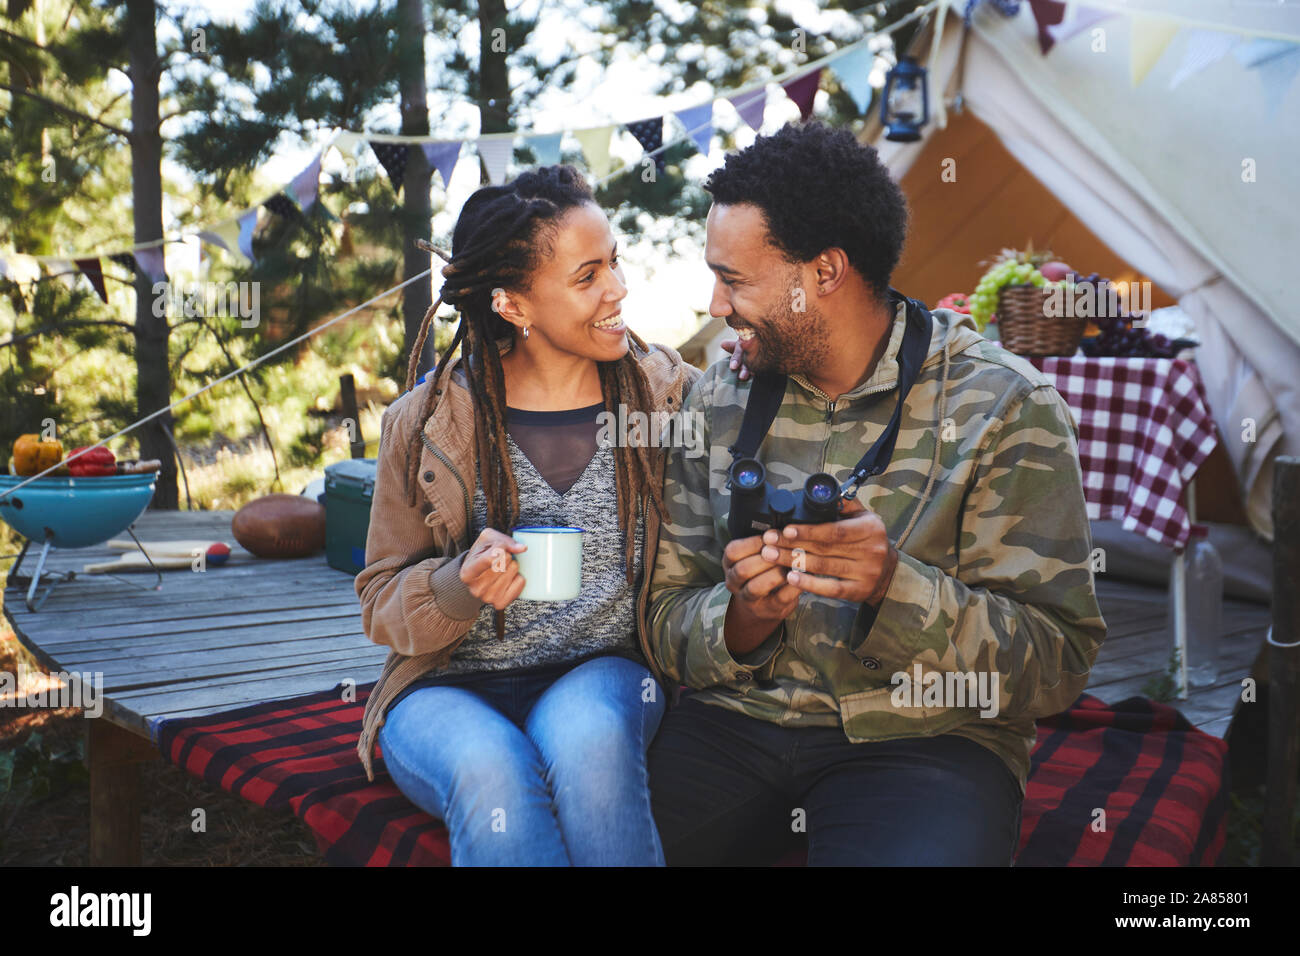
left=876, top=0, right=1300, bottom=540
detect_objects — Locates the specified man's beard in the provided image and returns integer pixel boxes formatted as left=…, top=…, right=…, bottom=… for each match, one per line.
left=741, top=299, right=832, bottom=379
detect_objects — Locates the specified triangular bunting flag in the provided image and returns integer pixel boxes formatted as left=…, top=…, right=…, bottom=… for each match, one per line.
left=1257, top=48, right=1300, bottom=117
left=370, top=141, right=410, bottom=194
left=290, top=153, right=322, bottom=212
left=674, top=103, right=714, bottom=155
left=1130, top=12, right=1180, bottom=87
left=333, top=131, right=363, bottom=180
left=263, top=193, right=301, bottom=221
left=729, top=87, right=767, bottom=131
left=74, top=258, right=109, bottom=303
left=44, top=258, right=79, bottom=291
left=827, top=46, right=875, bottom=115
left=1170, top=30, right=1240, bottom=89
left=1234, top=39, right=1300, bottom=117
left=1027, top=0, right=1067, bottom=55
left=0, top=255, right=40, bottom=309
left=781, top=69, right=822, bottom=122
left=574, top=126, right=614, bottom=178
left=333, top=131, right=364, bottom=157
left=134, top=246, right=167, bottom=284
left=108, top=252, right=137, bottom=274
left=527, top=132, right=563, bottom=166
left=198, top=221, right=241, bottom=262
left=1233, top=37, right=1296, bottom=69
left=0, top=254, right=42, bottom=286
left=237, top=209, right=258, bottom=262
left=422, top=141, right=463, bottom=187
left=625, top=117, right=665, bottom=174
left=477, top=137, right=513, bottom=185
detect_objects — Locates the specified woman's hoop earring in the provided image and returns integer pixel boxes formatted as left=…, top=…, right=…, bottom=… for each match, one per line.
left=522, top=326, right=530, bottom=341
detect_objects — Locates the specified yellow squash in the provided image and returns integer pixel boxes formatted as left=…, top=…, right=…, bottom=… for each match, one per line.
left=12, top=434, right=65, bottom=476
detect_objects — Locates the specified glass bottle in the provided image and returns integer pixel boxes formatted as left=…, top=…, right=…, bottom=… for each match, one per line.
left=1177, top=524, right=1222, bottom=688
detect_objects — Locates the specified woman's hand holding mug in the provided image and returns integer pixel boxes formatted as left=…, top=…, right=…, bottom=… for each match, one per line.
left=459, top=528, right=528, bottom=610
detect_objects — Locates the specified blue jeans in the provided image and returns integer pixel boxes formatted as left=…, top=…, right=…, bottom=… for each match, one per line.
left=377, top=654, right=666, bottom=866
left=649, top=694, right=1024, bottom=866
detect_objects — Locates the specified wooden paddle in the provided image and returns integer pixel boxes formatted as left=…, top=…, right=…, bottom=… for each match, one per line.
left=84, top=538, right=248, bottom=573
left=83, top=551, right=204, bottom=572
left=104, top=538, right=232, bottom=558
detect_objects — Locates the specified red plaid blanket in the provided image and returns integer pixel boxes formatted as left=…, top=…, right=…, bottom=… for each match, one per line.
left=156, top=687, right=1227, bottom=866
left=1016, top=693, right=1227, bottom=866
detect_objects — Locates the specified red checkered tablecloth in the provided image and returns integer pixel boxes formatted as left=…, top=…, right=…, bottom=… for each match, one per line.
left=1026, top=356, right=1219, bottom=551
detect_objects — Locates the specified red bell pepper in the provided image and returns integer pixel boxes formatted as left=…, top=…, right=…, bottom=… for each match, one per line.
left=936, top=293, right=972, bottom=314
left=67, top=445, right=117, bottom=477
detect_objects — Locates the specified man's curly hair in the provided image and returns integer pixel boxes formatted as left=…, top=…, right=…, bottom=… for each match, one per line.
left=703, top=121, right=908, bottom=302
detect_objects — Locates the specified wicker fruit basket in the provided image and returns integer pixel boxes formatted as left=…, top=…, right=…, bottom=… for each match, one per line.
left=996, top=285, right=1087, bottom=356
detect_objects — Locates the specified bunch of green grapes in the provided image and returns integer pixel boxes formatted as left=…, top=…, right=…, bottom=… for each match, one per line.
left=971, top=259, right=1047, bottom=329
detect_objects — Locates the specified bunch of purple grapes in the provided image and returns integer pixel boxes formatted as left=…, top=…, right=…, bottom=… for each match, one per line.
left=1076, top=273, right=1187, bottom=358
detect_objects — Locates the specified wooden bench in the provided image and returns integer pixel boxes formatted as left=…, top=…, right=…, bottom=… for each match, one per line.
left=3, top=509, right=386, bottom=864
left=5, top=510, right=1265, bottom=865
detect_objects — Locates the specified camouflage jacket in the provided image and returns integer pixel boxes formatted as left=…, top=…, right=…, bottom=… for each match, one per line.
left=646, top=301, right=1107, bottom=794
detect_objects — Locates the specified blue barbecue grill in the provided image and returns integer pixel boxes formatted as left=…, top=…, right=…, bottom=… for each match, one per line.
left=0, top=472, right=160, bottom=611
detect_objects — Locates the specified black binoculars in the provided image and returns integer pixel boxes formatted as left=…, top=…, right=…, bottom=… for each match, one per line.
left=726, top=456, right=843, bottom=539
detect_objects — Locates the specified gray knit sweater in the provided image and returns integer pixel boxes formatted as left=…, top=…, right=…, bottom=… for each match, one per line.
left=424, top=426, right=645, bottom=676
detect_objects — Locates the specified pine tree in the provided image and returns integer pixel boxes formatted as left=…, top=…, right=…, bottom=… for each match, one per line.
left=0, top=0, right=180, bottom=499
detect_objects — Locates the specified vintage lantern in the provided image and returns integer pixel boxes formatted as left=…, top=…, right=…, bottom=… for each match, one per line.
left=880, top=55, right=929, bottom=142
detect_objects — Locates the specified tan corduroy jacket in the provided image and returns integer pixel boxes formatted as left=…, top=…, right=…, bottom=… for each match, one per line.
left=354, top=337, right=700, bottom=780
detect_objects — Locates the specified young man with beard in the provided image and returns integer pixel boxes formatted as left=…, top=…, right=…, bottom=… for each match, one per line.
left=645, top=121, right=1106, bottom=866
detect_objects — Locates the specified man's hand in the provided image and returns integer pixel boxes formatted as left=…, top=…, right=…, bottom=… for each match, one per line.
left=760, top=497, right=899, bottom=607
left=722, top=534, right=801, bottom=655
left=459, top=528, right=528, bottom=611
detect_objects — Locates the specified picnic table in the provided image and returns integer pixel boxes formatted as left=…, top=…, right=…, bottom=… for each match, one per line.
left=2, top=508, right=385, bottom=864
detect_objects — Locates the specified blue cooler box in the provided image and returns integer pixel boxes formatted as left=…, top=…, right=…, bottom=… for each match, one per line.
left=323, top=458, right=376, bottom=574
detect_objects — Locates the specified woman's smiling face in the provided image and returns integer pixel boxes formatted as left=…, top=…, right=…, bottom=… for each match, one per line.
left=500, top=201, right=629, bottom=363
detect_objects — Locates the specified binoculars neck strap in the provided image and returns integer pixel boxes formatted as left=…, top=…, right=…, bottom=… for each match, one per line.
left=726, top=289, right=934, bottom=501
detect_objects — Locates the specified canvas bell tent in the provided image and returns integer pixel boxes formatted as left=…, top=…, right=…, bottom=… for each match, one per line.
left=870, top=0, right=1300, bottom=541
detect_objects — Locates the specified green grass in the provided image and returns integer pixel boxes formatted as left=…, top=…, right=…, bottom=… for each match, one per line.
left=160, top=307, right=426, bottom=509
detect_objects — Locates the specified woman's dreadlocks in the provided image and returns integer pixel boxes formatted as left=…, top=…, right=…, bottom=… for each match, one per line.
left=401, top=165, right=665, bottom=639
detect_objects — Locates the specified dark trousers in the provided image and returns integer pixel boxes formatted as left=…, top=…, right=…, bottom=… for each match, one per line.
left=648, top=694, right=1024, bottom=866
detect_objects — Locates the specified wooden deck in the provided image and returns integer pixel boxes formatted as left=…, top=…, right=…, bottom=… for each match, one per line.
left=4, top=509, right=385, bottom=742
left=3, top=509, right=1271, bottom=742
left=1081, top=575, right=1269, bottom=739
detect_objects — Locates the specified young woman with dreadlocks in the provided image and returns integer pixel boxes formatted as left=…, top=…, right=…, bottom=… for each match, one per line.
left=353, top=165, right=701, bottom=865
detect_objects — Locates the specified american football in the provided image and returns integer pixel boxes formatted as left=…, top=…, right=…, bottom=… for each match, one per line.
left=232, top=494, right=327, bottom=558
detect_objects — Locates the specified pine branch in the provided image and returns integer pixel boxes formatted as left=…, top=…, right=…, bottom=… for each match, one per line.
left=0, top=318, right=136, bottom=349
left=0, top=83, right=131, bottom=138
left=0, top=26, right=46, bottom=51
left=158, top=104, right=205, bottom=123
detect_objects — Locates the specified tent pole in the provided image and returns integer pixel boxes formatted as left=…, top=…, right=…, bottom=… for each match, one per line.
left=1173, top=550, right=1188, bottom=699
left=1262, top=457, right=1299, bottom=867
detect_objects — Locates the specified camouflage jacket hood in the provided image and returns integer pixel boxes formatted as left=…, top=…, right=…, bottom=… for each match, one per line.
left=646, top=298, right=1107, bottom=794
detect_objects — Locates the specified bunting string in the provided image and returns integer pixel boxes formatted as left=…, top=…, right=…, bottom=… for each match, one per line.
left=4, top=0, right=1294, bottom=280
left=4, top=0, right=1296, bottom=503
left=0, top=0, right=941, bottom=275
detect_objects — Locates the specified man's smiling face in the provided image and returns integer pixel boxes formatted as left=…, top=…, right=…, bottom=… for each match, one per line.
left=704, top=202, right=832, bottom=378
